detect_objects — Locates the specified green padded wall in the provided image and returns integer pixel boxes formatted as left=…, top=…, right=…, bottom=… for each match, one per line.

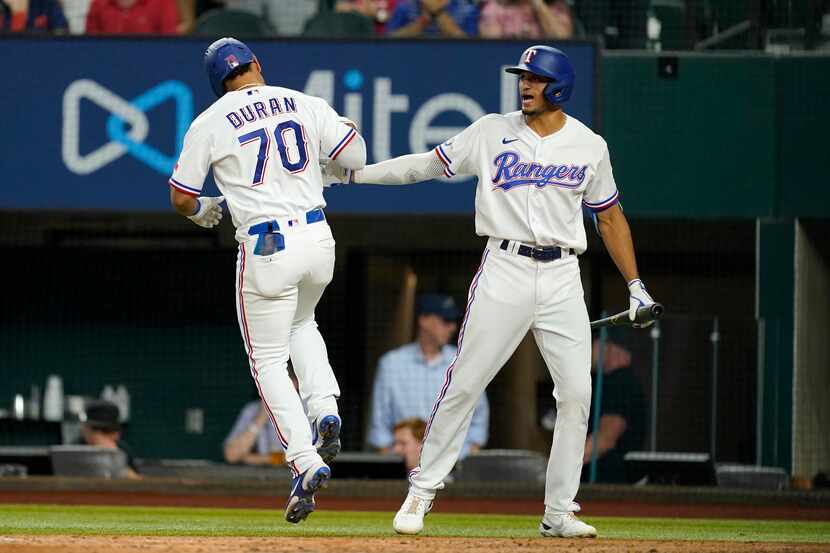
left=602, top=53, right=778, bottom=218
left=602, top=53, right=830, bottom=220
left=776, top=57, right=830, bottom=217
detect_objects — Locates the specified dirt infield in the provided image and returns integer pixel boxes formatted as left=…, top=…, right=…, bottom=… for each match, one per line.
left=0, top=536, right=827, bottom=553
left=2, top=490, right=829, bottom=521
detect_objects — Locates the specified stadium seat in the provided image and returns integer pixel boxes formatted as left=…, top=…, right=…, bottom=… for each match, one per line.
left=194, top=9, right=277, bottom=38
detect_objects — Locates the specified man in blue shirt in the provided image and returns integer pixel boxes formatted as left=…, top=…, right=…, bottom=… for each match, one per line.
left=0, top=0, right=67, bottom=32
left=386, top=0, right=479, bottom=37
left=368, top=294, right=489, bottom=458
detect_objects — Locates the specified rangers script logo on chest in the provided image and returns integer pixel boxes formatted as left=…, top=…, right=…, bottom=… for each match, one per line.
left=490, top=151, right=587, bottom=192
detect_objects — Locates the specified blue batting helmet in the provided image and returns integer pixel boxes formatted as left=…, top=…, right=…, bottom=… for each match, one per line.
left=505, top=46, right=575, bottom=105
left=204, top=37, right=256, bottom=97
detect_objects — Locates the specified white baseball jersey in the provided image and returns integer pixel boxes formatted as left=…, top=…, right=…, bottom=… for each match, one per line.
left=433, top=111, right=619, bottom=253
left=169, top=85, right=359, bottom=241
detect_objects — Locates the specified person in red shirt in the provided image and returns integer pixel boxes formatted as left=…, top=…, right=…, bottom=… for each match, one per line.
left=85, top=0, right=178, bottom=34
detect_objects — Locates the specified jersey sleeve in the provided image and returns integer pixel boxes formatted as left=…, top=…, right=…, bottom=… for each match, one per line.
left=582, top=142, right=620, bottom=212
left=433, top=116, right=485, bottom=178
left=315, top=98, right=360, bottom=162
left=169, top=120, right=212, bottom=197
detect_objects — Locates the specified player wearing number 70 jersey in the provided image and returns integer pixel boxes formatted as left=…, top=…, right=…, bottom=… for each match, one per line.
left=169, top=38, right=366, bottom=524
left=327, top=45, right=657, bottom=538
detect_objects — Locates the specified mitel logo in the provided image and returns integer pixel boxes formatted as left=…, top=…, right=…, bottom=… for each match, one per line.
left=62, top=79, right=193, bottom=175
left=302, top=68, right=520, bottom=164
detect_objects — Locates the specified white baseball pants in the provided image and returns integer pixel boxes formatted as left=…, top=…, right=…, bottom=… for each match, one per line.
left=410, top=237, right=591, bottom=514
left=235, top=220, right=341, bottom=475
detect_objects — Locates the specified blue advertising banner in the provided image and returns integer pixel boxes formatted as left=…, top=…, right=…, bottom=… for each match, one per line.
left=0, top=38, right=596, bottom=213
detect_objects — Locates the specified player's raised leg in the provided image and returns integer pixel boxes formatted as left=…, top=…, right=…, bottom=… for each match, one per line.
left=395, top=243, right=534, bottom=534
left=531, top=257, right=596, bottom=538
left=289, top=225, right=342, bottom=463
left=235, top=241, right=329, bottom=523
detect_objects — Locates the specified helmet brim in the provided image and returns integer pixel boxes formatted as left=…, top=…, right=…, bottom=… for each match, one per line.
left=505, top=66, right=528, bottom=74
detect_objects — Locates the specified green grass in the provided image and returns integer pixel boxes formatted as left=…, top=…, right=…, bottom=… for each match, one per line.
left=0, top=505, right=828, bottom=543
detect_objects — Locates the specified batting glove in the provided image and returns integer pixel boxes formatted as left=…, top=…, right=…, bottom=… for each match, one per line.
left=320, top=160, right=353, bottom=188
left=628, top=279, right=655, bottom=327
left=187, top=196, right=225, bottom=228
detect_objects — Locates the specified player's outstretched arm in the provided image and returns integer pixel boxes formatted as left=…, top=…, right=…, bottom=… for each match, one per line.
left=596, top=204, right=638, bottom=283
left=596, top=204, right=656, bottom=323
left=352, top=151, right=446, bottom=186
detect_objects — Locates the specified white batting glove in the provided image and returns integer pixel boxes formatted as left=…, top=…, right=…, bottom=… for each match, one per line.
left=187, top=196, right=225, bottom=228
left=628, top=279, right=655, bottom=327
left=320, top=160, right=353, bottom=188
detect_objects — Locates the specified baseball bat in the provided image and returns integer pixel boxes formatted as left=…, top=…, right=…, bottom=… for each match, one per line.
left=590, top=303, right=664, bottom=329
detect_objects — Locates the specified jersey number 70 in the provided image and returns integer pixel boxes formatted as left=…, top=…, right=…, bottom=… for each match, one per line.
left=237, top=120, right=309, bottom=186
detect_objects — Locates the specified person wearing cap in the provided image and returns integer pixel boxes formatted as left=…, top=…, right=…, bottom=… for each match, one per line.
left=367, top=293, right=489, bottom=459
left=81, top=400, right=141, bottom=480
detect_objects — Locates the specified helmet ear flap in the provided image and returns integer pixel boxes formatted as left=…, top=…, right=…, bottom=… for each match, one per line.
left=543, top=82, right=558, bottom=105
left=542, top=81, right=571, bottom=105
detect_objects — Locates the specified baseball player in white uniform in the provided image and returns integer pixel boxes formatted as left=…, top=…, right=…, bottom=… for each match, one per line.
left=326, top=45, right=656, bottom=537
left=169, top=38, right=366, bottom=523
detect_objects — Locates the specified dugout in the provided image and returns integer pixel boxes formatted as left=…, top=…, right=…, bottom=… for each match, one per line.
left=0, top=212, right=761, bottom=466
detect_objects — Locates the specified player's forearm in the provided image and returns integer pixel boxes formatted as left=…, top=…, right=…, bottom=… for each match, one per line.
left=170, top=188, right=198, bottom=217
left=597, top=205, right=640, bottom=283
left=354, top=151, right=444, bottom=185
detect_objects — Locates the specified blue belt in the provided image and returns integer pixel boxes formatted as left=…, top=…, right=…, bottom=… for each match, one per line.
left=248, top=208, right=325, bottom=235
left=500, top=239, right=571, bottom=262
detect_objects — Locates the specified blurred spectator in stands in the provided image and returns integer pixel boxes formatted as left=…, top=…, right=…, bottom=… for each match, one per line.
left=392, top=417, right=426, bottom=472
left=85, top=0, right=178, bottom=34
left=176, top=0, right=195, bottom=33
left=223, top=399, right=285, bottom=465
left=303, top=0, right=374, bottom=37
left=60, top=0, right=91, bottom=33
left=574, top=0, right=646, bottom=49
left=0, top=0, right=67, bottom=32
left=334, top=0, right=398, bottom=35
left=386, top=0, right=478, bottom=37
left=580, top=329, right=647, bottom=483
left=368, top=293, right=489, bottom=459
left=81, top=400, right=141, bottom=479
left=219, top=0, right=315, bottom=35
left=479, top=0, right=573, bottom=39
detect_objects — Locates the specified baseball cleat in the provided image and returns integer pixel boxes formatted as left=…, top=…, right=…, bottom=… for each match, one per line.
left=393, top=491, right=432, bottom=535
left=284, top=463, right=331, bottom=524
left=539, top=512, right=597, bottom=538
left=315, top=414, right=342, bottom=464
